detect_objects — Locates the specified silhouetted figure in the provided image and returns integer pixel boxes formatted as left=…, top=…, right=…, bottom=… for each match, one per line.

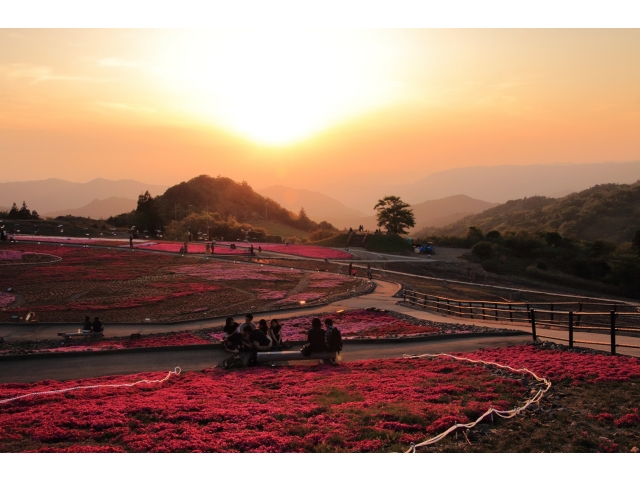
left=93, top=317, right=103, bottom=333
left=129, top=236, right=133, bottom=248
left=82, top=316, right=92, bottom=333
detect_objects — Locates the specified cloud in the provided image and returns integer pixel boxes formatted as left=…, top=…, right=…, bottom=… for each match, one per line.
left=0, top=63, right=112, bottom=84
left=97, top=58, right=138, bottom=68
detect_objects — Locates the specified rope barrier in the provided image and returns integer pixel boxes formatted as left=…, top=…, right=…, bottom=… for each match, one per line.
left=401, top=354, right=551, bottom=453
left=0, top=367, right=181, bottom=406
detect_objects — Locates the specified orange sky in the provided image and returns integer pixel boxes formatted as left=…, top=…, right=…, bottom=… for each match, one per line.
left=1, top=29, right=639, bottom=190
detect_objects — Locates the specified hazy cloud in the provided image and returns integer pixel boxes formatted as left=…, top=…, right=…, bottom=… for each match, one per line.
left=1, top=63, right=112, bottom=84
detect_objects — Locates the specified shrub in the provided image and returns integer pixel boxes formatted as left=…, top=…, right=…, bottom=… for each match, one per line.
left=471, top=241, right=493, bottom=259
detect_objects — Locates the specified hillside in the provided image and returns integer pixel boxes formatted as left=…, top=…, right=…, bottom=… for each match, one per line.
left=419, top=182, right=640, bottom=244
left=0, top=178, right=167, bottom=215
left=258, top=185, right=365, bottom=229
left=43, top=197, right=137, bottom=219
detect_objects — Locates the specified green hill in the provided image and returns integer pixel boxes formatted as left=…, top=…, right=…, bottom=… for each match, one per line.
left=108, top=175, right=336, bottom=239
left=418, top=182, right=640, bottom=244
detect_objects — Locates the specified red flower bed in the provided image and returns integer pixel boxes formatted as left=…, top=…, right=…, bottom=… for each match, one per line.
left=135, top=242, right=245, bottom=255
left=211, top=310, right=446, bottom=342
left=45, top=333, right=211, bottom=353
left=219, top=243, right=354, bottom=259
left=460, top=345, right=640, bottom=383
left=0, top=357, right=525, bottom=452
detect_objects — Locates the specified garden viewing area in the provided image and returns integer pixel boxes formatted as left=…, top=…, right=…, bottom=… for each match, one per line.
left=2, top=236, right=640, bottom=453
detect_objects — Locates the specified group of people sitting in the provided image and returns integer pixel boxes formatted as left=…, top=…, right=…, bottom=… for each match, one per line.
left=221, top=313, right=342, bottom=356
left=81, top=316, right=104, bottom=333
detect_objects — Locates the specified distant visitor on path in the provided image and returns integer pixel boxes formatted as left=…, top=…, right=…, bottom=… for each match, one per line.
left=211, top=241, right=215, bottom=253
left=258, top=245, right=262, bottom=253
left=250, top=244, right=254, bottom=255
left=82, top=316, right=92, bottom=333
left=367, top=263, right=372, bottom=279
left=183, top=242, right=188, bottom=254
left=206, top=243, right=210, bottom=255
left=129, top=235, right=133, bottom=248
left=93, top=317, right=103, bottom=333
left=348, top=262, right=353, bottom=275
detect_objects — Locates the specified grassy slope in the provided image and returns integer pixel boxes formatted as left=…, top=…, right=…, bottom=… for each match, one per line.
left=308, top=233, right=350, bottom=247
left=363, top=234, right=413, bottom=254
left=244, top=219, right=309, bottom=238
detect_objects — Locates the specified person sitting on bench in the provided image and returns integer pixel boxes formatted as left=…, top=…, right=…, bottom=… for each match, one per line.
left=222, top=316, right=242, bottom=352
left=92, top=317, right=103, bottom=333
left=269, top=319, right=285, bottom=348
left=82, top=316, right=92, bottom=333
left=235, top=313, right=256, bottom=335
left=307, top=317, right=326, bottom=353
left=242, top=324, right=272, bottom=351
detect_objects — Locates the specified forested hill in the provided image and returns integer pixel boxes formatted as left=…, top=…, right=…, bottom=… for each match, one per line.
left=419, top=182, right=640, bottom=244
left=153, top=175, right=327, bottom=231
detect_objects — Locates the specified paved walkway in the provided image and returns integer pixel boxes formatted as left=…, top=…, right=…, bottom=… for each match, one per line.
left=0, top=334, right=530, bottom=383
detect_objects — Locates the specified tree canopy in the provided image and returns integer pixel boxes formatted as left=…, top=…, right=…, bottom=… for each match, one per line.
left=374, top=196, right=415, bottom=235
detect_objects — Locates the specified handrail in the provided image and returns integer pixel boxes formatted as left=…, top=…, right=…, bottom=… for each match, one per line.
left=402, top=288, right=640, bottom=355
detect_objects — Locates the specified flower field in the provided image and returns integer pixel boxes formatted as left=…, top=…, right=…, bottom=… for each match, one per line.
left=0, top=245, right=362, bottom=323
left=0, top=355, right=528, bottom=452
left=0, top=293, right=16, bottom=308
left=2, top=344, right=639, bottom=452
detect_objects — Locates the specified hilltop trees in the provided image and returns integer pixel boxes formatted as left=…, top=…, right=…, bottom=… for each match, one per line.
left=135, top=191, right=163, bottom=232
left=8, top=201, right=39, bottom=220
left=374, top=196, right=415, bottom=235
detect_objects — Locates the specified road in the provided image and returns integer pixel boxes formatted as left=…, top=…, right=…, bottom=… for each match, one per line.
left=0, top=334, right=530, bottom=383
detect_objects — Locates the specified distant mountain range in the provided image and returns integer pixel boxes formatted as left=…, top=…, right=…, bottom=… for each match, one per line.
left=0, top=178, right=168, bottom=217
left=326, top=194, right=498, bottom=232
left=44, top=197, right=138, bottom=219
left=257, top=185, right=366, bottom=227
left=395, top=161, right=640, bottom=205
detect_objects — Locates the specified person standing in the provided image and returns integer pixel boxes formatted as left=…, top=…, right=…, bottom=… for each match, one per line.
left=129, top=235, right=133, bottom=248
left=367, top=263, right=372, bottom=279
left=348, top=262, right=353, bottom=276
left=250, top=244, right=254, bottom=255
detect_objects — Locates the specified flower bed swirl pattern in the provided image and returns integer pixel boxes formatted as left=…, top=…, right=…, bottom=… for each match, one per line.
left=0, top=245, right=361, bottom=323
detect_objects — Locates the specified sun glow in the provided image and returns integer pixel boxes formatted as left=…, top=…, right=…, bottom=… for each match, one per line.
left=151, top=30, right=405, bottom=145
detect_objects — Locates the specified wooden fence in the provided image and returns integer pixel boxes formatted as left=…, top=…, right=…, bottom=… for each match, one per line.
left=402, top=289, right=640, bottom=355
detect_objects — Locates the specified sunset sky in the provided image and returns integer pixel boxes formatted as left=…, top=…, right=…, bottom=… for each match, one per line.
left=1, top=28, right=639, bottom=192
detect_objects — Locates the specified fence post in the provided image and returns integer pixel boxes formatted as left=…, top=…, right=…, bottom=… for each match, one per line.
left=577, top=302, right=582, bottom=326
left=610, top=311, right=616, bottom=356
left=482, top=302, right=485, bottom=319
left=568, top=311, right=574, bottom=349
left=530, top=309, right=537, bottom=342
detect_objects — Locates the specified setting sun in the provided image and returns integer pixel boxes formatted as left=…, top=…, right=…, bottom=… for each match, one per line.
left=149, top=30, right=406, bottom=145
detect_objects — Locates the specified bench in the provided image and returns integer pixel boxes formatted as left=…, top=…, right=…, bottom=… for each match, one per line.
left=256, top=351, right=337, bottom=363
left=57, top=331, right=104, bottom=340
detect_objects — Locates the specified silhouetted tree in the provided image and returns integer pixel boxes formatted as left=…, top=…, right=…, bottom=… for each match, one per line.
left=374, top=196, right=415, bottom=235
left=135, top=191, right=163, bottom=232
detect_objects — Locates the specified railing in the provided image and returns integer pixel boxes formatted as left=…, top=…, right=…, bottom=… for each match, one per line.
left=402, top=289, right=640, bottom=355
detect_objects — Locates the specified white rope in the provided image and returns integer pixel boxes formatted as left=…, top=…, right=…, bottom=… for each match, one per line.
left=0, top=367, right=181, bottom=405
left=402, top=354, right=551, bottom=452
